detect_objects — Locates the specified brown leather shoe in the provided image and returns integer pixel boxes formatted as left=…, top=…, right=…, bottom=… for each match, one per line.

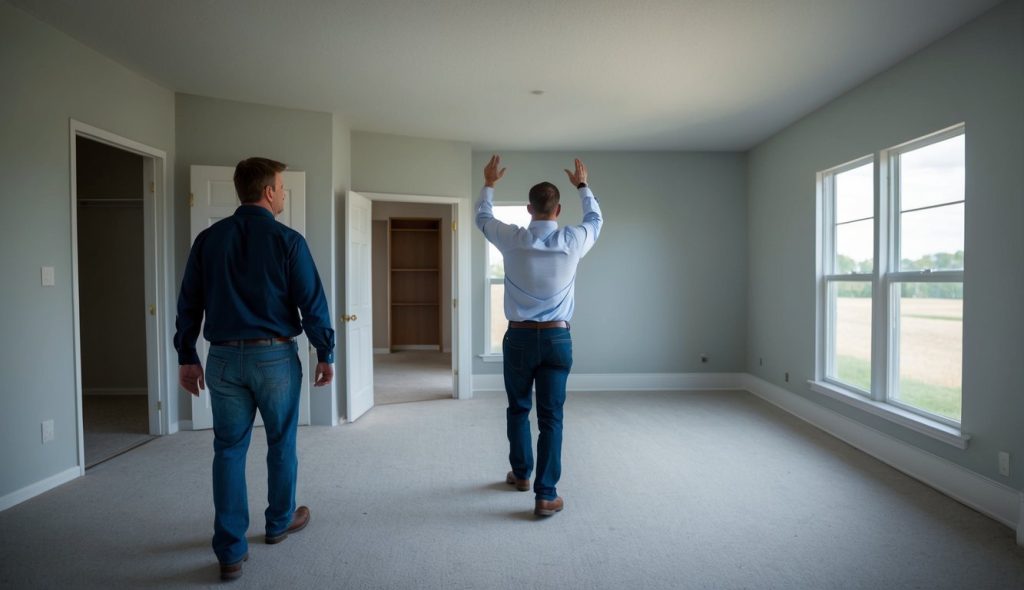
left=506, top=471, right=530, bottom=492
left=219, top=553, right=248, bottom=581
left=265, top=506, right=310, bottom=544
left=534, top=496, right=564, bottom=517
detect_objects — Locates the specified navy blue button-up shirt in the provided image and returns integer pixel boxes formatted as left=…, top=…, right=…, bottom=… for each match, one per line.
left=174, top=205, right=335, bottom=365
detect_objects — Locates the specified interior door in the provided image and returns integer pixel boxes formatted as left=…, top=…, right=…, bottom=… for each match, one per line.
left=188, top=165, right=311, bottom=430
left=344, top=191, right=374, bottom=422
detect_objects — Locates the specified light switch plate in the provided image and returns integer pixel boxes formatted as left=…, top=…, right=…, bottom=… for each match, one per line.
left=41, top=266, right=55, bottom=287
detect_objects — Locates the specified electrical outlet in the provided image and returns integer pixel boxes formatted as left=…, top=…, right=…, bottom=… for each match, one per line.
left=41, top=420, right=54, bottom=443
left=41, top=266, right=55, bottom=287
left=700, top=353, right=709, bottom=364
left=998, top=452, right=1010, bottom=477
left=784, top=371, right=790, bottom=383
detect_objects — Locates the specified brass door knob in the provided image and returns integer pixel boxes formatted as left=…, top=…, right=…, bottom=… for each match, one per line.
left=343, top=314, right=358, bottom=322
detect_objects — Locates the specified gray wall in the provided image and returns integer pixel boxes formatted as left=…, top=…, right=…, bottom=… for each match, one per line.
left=471, top=152, right=748, bottom=376
left=0, top=1, right=175, bottom=498
left=746, top=0, right=1024, bottom=488
left=77, top=138, right=147, bottom=391
left=174, top=93, right=336, bottom=420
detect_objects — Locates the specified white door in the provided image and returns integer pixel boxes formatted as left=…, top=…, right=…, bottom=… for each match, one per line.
left=188, top=165, right=311, bottom=430
left=344, top=191, right=374, bottom=422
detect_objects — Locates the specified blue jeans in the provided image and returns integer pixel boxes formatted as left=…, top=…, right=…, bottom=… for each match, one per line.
left=502, top=327, right=573, bottom=500
left=205, top=340, right=302, bottom=564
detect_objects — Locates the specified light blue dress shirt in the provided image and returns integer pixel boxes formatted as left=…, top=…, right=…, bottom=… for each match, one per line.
left=475, top=185, right=603, bottom=322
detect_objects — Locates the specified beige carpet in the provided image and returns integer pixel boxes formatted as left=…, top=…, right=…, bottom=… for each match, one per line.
left=1, top=390, right=1021, bottom=589
left=82, top=395, right=155, bottom=468
left=374, top=350, right=453, bottom=405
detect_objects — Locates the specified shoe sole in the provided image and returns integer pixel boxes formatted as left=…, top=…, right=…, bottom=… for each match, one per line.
left=506, top=474, right=530, bottom=492
left=265, top=514, right=310, bottom=544
left=534, top=505, right=563, bottom=517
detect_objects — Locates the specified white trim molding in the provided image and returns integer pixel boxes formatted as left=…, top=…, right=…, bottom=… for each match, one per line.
left=472, top=372, right=745, bottom=393
left=743, top=374, right=1021, bottom=542
left=0, top=467, right=80, bottom=512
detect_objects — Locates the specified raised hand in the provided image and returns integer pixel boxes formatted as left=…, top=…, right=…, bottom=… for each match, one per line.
left=564, top=158, right=588, bottom=187
left=484, top=154, right=506, bottom=188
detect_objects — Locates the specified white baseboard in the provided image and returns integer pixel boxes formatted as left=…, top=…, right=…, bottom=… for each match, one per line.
left=0, top=466, right=80, bottom=512
left=740, top=374, right=1022, bottom=541
left=83, top=387, right=147, bottom=396
left=472, top=372, right=745, bottom=393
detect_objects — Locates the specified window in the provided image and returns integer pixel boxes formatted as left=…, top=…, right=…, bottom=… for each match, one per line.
left=816, top=125, right=965, bottom=434
left=483, top=205, right=532, bottom=356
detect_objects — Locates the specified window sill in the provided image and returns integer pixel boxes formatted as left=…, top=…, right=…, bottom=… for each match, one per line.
left=807, top=380, right=969, bottom=449
left=478, top=354, right=503, bottom=363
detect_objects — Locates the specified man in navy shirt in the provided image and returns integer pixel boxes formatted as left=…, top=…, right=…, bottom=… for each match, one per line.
left=174, top=157, right=334, bottom=580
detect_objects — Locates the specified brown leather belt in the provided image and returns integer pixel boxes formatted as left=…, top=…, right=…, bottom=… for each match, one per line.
left=213, top=337, right=293, bottom=347
left=508, top=321, right=570, bottom=330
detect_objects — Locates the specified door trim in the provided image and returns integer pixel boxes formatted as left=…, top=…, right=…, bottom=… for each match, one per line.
left=69, top=119, right=170, bottom=475
left=358, top=192, right=472, bottom=401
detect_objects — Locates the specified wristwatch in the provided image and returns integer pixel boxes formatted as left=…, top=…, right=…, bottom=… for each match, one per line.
left=576, top=182, right=587, bottom=189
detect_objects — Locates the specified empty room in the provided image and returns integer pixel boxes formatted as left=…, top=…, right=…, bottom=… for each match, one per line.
left=1, top=0, right=1022, bottom=588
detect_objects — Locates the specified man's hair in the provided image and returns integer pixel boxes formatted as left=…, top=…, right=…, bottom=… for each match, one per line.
left=528, top=182, right=560, bottom=216
left=233, top=157, right=287, bottom=204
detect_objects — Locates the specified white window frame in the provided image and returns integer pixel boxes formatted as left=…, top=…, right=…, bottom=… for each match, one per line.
left=813, top=123, right=969, bottom=448
left=480, top=203, right=528, bottom=360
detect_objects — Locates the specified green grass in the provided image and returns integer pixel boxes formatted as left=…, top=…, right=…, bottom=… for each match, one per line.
left=834, top=355, right=961, bottom=422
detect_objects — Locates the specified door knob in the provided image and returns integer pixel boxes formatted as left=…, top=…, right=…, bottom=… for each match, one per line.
left=343, top=314, right=358, bottom=322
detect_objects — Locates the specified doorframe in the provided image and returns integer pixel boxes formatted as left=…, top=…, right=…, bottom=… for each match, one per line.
left=359, top=192, right=472, bottom=401
left=69, top=119, right=171, bottom=474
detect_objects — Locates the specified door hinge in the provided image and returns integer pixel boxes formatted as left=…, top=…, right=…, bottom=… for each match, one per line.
left=157, top=400, right=162, bottom=411
left=149, top=182, right=155, bottom=194
left=148, top=304, right=156, bottom=316
left=189, top=193, right=195, bottom=207
left=452, top=298, right=457, bottom=309
left=452, top=221, right=457, bottom=232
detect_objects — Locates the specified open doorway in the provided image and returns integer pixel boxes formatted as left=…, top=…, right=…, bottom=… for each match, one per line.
left=75, top=137, right=155, bottom=467
left=70, top=121, right=169, bottom=472
left=371, top=203, right=453, bottom=405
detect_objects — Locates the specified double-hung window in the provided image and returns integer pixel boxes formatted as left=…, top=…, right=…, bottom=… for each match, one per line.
left=816, top=124, right=966, bottom=444
left=483, top=205, right=532, bottom=356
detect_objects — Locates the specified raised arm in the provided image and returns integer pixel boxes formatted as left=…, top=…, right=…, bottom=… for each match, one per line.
left=475, top=154, right=520, bottom=249
left=563, top=158, right=603, bottom=256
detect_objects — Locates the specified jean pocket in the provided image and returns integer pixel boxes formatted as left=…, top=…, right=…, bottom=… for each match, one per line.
left=503, top=337, right=525, bottom=372
left=549, top=338, right=573, bottom=369
left=206, top=356, right=228, bottom=384
left=256, top=356, right=291, bottom=388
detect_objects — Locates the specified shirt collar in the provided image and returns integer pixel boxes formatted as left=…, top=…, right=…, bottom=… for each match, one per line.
left=528, top=220, right=558, bottom=238
left=234, top=204, right=275, bottom=219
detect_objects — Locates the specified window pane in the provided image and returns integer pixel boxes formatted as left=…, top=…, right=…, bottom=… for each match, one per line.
left=891, top=283, right=963, bottom=422
left=488, top=282, right=505, bottom=353
left=835, top=162, right=873, bottom=223
left=830, top=281, right=872, bottom=392
left=900, top=134, right=964, bottom=211
left=899, top=203, right=964, bottom=271
left=836, top=219, right=874, bottom=273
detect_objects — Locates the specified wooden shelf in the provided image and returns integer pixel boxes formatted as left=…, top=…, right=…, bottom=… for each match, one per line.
left=389, top=217, right=442, bottom=348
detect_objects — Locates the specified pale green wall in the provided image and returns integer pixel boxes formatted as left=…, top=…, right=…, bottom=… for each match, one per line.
left=174, top=93, right=337, bottom=421
left=746, top=0, right=1024, bottom=487
left=471, top=152, right=748, bottom=376
left=0, top=1, right=175, bottom=498
left=351, top=131, right=472, bottom=197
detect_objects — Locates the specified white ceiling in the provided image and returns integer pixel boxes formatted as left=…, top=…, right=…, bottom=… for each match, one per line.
left=12, top=0, right=1001, bottom=150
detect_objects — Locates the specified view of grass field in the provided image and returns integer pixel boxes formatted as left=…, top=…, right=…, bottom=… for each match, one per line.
left=834, top=297, right=962, bottom=421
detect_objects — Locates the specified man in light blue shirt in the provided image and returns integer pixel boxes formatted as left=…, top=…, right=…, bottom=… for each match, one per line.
left=475, top=155, right=603, bottom=516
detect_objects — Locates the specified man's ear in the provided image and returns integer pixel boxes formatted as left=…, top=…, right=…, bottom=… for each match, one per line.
left=527, top=203, right=534, bottom=216
left=555, top=203, right=562, bottom=217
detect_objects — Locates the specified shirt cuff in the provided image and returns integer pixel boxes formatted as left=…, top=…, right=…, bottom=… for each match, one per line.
left=481, top=186, right=495, bottom=200
left=578, top=186, right=595, bottom=199
left=178, top=349, right=201, bottom=366
left=317, top=350, right=335, bottom=364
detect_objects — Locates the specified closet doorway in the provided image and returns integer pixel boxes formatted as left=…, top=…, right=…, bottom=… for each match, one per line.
left=371, top=204, right=453, bottom=405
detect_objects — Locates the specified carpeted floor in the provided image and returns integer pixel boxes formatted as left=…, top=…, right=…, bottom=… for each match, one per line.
left=82, top=395, right=156, bottom=468
left=1, top=390, right=1021, bottom=589
left=373, top=350, right=453, bottom=405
